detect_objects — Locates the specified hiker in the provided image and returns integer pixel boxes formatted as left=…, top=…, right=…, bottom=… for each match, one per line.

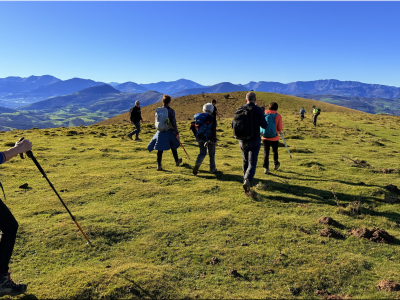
left=0, top=139, right=32, bottom=298
left=261, top=102, right=283, bottom=174
left=299, top=107, right=306, bottom=121
left=312, top=105, right=321, bottom=126
left=147, top=95, right=182, bottom=171
left=128, top=100, right=143, bottom=141
left=232, top=92, right=267, bottom=195
left=193, top=103, right=217, bottom=175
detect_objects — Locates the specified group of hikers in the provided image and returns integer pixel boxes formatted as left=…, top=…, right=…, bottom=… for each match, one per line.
left=300, top=106, right=321, bottom=126
left=0, top=91, right=322, bottom=298
left=128, top=92, right=322, bottom=195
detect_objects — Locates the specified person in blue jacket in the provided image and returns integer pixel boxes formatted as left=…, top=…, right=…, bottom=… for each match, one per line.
left=147, top=95, right=182, bottom=171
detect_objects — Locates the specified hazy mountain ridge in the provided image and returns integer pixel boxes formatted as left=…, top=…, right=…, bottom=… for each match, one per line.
left=0, top=76, right=106, bottom=108
left=140, top=78, right=206, bottom=95
left=115, top=82, right=148, bottom=93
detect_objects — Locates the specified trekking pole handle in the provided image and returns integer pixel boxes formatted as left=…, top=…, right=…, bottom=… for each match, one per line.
left=18, top=137, right=34, bottom=159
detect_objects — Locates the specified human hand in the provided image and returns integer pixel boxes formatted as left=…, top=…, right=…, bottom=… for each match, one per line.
left=14, top=139, right=32, bottom=154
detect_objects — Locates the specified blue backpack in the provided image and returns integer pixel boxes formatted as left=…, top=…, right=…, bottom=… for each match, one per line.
left=260, top=113, right=278, bottom=138
left=194, top=113, right=213, bottom=141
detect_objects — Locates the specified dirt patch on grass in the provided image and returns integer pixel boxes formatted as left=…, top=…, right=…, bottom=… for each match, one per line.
left=376, top=279, right=400, bottom=291
left=317, top=217, right=338, bottom=226
left=319, top=228, right=344, bottom=239
left=348, top=228, right=394, bottom=244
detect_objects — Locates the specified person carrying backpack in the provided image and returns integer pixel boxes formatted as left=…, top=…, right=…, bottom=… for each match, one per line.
left=128, top=100, right=143, bottom=141
left=312, top=105, right=321, bottom=126
left=231, top=92, right=267, bottom=195
left=261, top=102, right=283, bottom=174
left=193, top=103, right=217, bottom=175
left=0, top=138, right=32, bottom=298
left=147, top=95, right=182, bottom=171
left=299, top=107, right=306, bottom=121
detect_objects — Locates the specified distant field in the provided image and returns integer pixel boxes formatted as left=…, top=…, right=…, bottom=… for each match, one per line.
left=1, top=93, right=400, bottom=299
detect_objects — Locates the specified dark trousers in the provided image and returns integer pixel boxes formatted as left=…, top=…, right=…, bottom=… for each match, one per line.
left=129, top=122, right=141, bottom=139
left=263, top=140, right=279, bottom=169
left=195, top=142, right=216, bottom=171
left=300, top=114, right=304, bottom=121
left=239, top=139, right=261, bottom=185
left=0, top=198, right=19, bottom=275
left=313, top=115, right=318, bottom=126
left=157, top=149, right=179, bottom=165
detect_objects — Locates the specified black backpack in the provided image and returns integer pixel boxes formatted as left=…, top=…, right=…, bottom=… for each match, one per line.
left=232, top=105, right=254, bottom=140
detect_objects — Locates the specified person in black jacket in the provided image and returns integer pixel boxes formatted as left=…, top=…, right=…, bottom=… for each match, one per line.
left=0, top=138, right=32, bottom=298
left=128, top=101, right=143, bottom=141
left=232, top=92, right=267, bottom=195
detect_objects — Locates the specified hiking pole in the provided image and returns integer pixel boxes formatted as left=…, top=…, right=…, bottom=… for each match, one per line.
left=279, top=133, right=292, bottom=159
left=176, top=134, right=190, bottom=160
left=18, top=137, right=92, bottom=246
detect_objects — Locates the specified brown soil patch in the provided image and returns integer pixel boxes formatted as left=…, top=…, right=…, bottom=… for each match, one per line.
left=377, top=279, right=400, bottom=291
left=327, top=295, right=343, bottom=300
left=210, top=257, right=220, bottom=265
left=320, top=228, right=344, bottom=239
left=288, top=287, right=301, bottom=295
left=317, top=217, right=338, bottom=226
left=348, top=228, right=394, bottom=244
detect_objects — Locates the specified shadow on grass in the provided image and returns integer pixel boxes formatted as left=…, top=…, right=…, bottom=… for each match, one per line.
left=274, top=170, right=382, bottom=188
left=123, top=276, right=158, bottom=300
left=20, top=294, right=38, bottom=300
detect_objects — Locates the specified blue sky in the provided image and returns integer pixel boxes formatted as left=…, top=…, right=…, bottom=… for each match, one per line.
left=0, top=1, right=399, bottom=87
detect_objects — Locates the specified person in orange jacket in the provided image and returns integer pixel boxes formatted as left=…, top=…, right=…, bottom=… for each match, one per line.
left=261, top=102, right=283, bottom=174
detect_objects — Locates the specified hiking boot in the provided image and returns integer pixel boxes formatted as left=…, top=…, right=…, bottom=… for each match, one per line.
left=157, top=164, right=162, bottom=171
left=0, top=272, right=27, bottom=297
left=135, top=137, right=142, bottom=141
left=264, top=168, right=269, bottom=174
left=193, top=164, right=200, bottom=175
left=274, top=162, right=280, bottom=170
left=210, top=168, right=217, bottom=174
left=243, top=179, right=251, bottom=194
left=176, top=158, right=182, bottom=166
left=127, top=133, right=133, bottom=140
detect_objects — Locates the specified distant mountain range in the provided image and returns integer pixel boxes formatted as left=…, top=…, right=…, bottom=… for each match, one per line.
left=21, top=84, right=163, bottom=113
left=1, top=76, right=400, bottom=109
left=0, top=75, right=399, bottom=131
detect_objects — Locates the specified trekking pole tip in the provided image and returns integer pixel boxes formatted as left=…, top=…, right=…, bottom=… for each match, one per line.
left=87, top=240, right=92, bottom=246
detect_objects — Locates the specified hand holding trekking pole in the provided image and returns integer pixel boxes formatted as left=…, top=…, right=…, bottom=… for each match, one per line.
left=18, top=137, right=92, bottom=246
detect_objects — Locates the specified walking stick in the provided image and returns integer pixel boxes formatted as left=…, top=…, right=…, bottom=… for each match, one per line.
left=280, top=133, right=292, bottom=159
left=19, top=137, right=92, bottom=245
left=176, top=134, right=190, bottom=160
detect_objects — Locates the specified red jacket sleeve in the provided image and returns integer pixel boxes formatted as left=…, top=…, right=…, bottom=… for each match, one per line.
left=276, top=114, right=283, bottom=134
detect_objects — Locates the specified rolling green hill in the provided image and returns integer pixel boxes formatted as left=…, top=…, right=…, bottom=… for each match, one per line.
left=99, top=91, right=360, bottom=126
left=1, top=92, right=400, bottom=299
left=298, top=94, right=400, bottom=116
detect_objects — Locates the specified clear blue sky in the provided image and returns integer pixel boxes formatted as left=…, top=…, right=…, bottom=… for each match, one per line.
left=0, top=1, right=399, bottom=87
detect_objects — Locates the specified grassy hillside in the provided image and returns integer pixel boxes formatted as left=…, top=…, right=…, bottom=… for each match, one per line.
left=98, top=91, right=361, bottom=126
left=1, top=93, right=400, bottom=299
left=298, top=94, right=400, bottom=116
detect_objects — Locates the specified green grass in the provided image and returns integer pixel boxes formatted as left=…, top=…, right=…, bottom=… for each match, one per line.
left=1, top=107, right=400, bottom=299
